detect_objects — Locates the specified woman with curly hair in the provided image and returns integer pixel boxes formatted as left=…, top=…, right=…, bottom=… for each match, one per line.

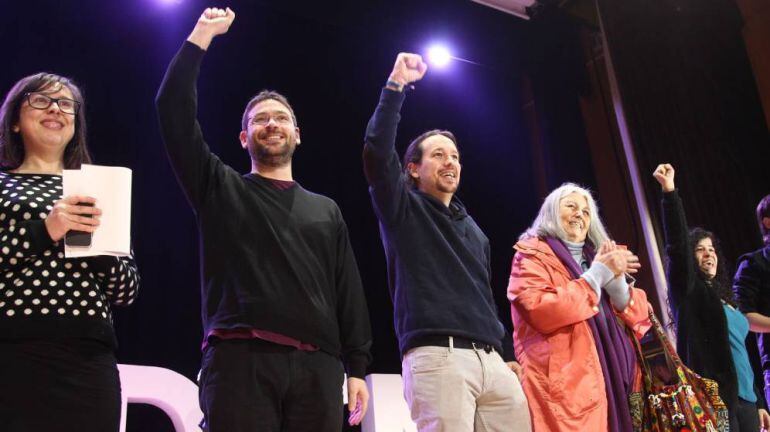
left=654, top=163, right=769, bottom=431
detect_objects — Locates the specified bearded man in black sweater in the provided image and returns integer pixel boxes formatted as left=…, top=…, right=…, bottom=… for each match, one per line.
left=155, top=7, right=372, bottom=432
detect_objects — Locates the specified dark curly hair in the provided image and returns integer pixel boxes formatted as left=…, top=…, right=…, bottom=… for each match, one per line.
left=688, top=227, right=736, bottom=307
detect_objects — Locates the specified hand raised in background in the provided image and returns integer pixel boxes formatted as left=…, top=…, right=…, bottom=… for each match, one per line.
left=653, top=163, right=675, bottom=193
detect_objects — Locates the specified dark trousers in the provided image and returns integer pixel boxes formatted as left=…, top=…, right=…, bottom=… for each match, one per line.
left=199, top=338, right=345, bottom=432
left=729, top=398, right=760, bottom=432
left=0, top=338, right=121, bottom=432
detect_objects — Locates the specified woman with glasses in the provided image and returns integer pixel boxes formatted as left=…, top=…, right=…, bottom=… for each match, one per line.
left=0, top=73, right=139, bottom=431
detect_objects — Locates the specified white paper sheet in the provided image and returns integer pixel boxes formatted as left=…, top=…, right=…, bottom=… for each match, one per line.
left=62, top=164, right=132, bottom=257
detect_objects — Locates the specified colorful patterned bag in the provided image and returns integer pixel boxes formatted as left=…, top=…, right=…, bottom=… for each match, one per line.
left=629, top=310, right=729, bottom=432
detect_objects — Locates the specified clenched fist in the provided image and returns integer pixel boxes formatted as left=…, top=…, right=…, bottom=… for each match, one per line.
left=187, top=7, right=236, bottom=51
left=653, top=163, right=675, bottom=193
left=388, top=53, right=428, bottom=89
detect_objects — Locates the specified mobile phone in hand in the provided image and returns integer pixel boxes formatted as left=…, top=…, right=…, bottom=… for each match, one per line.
left=64, top=202, right=94, bottom=248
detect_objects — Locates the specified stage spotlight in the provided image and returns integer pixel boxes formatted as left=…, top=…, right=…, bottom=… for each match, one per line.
left=427, top=45, right=452, bottom=68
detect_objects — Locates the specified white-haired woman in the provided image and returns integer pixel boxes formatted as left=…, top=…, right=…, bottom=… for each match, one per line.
left=507, top=183, right=652, bottom=432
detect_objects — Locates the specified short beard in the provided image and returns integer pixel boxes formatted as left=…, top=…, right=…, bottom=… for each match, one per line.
left=437, top=181, right=458, bottom=194
left=248, top=139, right=296, bottom=168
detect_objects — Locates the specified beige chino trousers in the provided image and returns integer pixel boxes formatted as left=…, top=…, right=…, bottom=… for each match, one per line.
left=402, top=339, right=532, bottom=432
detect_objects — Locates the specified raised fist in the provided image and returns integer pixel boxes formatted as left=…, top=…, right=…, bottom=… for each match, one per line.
left=389, top=53, right=428, bottom=86
left=187, top=7, right=236, bottom=50
left=653, top=163, right=675, bottom=192
left=196, top=7, right=235, bottom=35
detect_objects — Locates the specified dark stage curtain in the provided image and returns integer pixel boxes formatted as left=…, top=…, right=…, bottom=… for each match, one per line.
left=596, top=0, right=770, bottom=263
left=523, top=9, right=598, bottom=195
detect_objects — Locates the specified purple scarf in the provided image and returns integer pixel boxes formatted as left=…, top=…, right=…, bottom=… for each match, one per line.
left=545, top=237, right=637, bottom=432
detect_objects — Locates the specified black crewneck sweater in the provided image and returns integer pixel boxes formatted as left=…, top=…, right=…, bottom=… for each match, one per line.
left=156, top=42, right=371, bottom=378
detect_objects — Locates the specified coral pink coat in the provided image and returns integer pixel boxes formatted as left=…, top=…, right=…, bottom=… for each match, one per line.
left=507, top=237, right=651, bottom=432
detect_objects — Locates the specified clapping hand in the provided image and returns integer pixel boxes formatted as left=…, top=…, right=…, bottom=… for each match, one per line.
left=595, top=241, right=641, bottom=276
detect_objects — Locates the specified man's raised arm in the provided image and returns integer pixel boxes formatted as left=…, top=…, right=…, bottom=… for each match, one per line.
left=362, top=53, right=427, bottom=226
left=155, top=7, right=235, bottom=211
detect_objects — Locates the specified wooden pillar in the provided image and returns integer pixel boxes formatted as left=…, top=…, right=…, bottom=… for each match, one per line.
left=735, top=0, right=770, bottom=128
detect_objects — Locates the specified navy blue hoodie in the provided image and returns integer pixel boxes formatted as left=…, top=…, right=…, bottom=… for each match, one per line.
left=363, top=88, right=505, bottom=355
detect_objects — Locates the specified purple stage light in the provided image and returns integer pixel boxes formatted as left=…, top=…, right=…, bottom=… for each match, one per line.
left=157, top=0, right=183, bottom=6
left=427, top=45, right=452, bottom=68
left=426, top=44, right=483, bottom=69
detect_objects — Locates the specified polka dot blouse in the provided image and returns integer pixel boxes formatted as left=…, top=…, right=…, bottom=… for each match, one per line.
left=0, top=172, right=139, bottom=347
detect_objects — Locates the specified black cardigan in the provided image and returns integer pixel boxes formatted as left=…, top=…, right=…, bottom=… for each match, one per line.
left=661, top=190, right=763, bottom=410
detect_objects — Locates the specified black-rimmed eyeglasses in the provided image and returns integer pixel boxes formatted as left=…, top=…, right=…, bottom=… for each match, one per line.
left=24, top=92, right=81, bottom=115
